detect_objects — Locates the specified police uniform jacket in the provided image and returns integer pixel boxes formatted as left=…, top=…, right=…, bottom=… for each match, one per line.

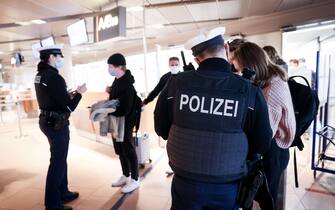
left=34, top=61, right=82, bottom=114
left=154, top=57, right=273, bottom=183
left=143, top=72, right=172, bottom=105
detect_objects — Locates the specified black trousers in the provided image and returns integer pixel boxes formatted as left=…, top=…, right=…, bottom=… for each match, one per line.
left=113, top=137, right=139, bottom=180
left=39, top=117, right=70, bottom=209
left=171, top=175, right=239, bottom=210
left=263, top=140, right=290, bottom=204
left=248, top=140, right=290, bottom=210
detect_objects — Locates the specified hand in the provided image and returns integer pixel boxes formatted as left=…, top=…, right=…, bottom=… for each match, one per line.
left=67, top=89, right=75, bottom=98
left=68, top=91, right=76, bottom=99
left=183, top=62, right=195, bottom=72
left=76, top=83, right=87, bottom=94
left=105, top=86, right=111, bottom=93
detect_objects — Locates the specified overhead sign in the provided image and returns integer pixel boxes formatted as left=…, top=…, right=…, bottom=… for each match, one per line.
left=67, top=19, right=89, bottom=46
left=94, top=7, right=126, bottom=42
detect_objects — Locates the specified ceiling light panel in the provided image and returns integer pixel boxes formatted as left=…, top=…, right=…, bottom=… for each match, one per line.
left=31, top=19, right=47, bottom=24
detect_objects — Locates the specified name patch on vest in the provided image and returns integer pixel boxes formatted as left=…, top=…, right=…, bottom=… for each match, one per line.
left=179, top=94, right=239, bottom=117
left=34, top=76, right=41, bottom=84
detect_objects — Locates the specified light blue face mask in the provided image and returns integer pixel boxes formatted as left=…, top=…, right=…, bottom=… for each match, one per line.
left=108, top=67, right=117, bottom=76
left=55, top=58, right=64, bottom=69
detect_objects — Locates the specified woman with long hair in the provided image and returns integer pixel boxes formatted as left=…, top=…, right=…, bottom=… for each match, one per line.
left=263, top=45, right=288, bottom=71
left=232, top=42, right=296, bottom=210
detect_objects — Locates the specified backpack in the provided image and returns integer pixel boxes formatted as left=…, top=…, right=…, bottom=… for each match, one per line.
left=132, top=90, right=143, bottom=134
left=288, top=75, right=319, bottom=188
left=288, top=76, right=320, bottom=150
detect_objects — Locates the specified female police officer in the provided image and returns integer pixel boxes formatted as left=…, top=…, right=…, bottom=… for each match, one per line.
left=34, top=45, right=87, bottom=210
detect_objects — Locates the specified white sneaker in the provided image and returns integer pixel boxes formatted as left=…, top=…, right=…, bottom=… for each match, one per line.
left=111, top=175, right=130, bottom=187
left=121, top=178, right=140, bottom=193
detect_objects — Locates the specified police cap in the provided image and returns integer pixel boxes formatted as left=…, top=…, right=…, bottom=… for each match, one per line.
left=185, top=27, right=225, bottom=56
left=38, top=44, right=64, bottom=60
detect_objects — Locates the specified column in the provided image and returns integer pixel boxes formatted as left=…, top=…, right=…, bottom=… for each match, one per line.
left=60, top=44, right=76, bottom=89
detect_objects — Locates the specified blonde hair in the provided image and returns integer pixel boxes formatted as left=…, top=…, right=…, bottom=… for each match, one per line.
left=233, top=42, right=287, bottom=88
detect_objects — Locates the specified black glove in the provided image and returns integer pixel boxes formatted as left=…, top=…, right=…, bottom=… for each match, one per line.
left=183, top=62, right=195, bottom=72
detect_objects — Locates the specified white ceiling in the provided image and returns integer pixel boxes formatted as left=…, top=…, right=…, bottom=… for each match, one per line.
left=0, top=0, right=334, bottom=67
left=284, top=24, right=335, bottom=45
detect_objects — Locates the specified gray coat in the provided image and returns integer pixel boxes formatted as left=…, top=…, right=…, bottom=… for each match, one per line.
left=90, top=100, right=125, bottom=142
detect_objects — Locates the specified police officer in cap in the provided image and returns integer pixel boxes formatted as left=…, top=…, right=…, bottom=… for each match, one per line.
left=34, top=45, right=87, bottom=210
left=154, top=27, right=273, bottom=210
left=142, top=57, right=181, bottom=106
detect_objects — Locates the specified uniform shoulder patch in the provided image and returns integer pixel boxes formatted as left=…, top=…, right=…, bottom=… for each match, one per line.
left=34, top=76, right=41, bottom=84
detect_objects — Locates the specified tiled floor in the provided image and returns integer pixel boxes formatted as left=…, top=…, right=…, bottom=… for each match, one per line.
left=0, top=115, right=172, bottom=210
left=0, top=114, right=334, bottom=210
left=284, top=134, right=335, bottom=210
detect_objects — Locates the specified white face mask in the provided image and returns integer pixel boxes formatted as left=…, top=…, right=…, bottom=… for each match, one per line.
left=170, top=66, right=180, bottom=74
left=55, top=58, right=64, bottom=69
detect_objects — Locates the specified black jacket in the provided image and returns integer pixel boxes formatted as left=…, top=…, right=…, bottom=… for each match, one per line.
left=34, top=61, right=82, bottom=113
left=155, top=58, right=272, bottom=154
left=108, top=70, right=136, bottom=141
left=143, top=72, right=172, bottom=105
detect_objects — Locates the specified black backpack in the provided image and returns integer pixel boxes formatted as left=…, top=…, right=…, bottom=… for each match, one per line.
left=288, top=76, right=320, bottom=150
left=132, top=90, right=142, bottom=134
left=288, top=75, right=319, bottom=188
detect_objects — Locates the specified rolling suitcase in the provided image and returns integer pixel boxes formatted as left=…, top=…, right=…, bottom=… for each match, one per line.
left=134, top=133, right=151, bottom=168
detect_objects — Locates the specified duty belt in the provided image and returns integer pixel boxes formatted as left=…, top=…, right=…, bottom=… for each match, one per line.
left=40, top=110, right=68, bottom=117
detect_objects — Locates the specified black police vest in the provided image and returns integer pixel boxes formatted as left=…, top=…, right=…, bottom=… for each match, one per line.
left=34, top=70, right=58, bottom=111
left=167, top=71, right=253, bottom=178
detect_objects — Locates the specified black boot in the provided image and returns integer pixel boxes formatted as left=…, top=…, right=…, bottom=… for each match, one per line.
left=45, top=205, right=73, bottom=210
left=62, top=191, right=79, bottom=203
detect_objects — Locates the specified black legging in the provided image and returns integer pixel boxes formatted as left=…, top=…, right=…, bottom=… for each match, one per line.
left=113, top=138, right=139, bottom=180
left=263, top=140, right=290, bottom=204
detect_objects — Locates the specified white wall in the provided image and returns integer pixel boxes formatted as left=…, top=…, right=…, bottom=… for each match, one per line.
left=246, top=31, right=283, bottom=55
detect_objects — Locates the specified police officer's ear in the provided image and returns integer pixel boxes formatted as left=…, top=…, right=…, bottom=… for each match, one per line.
left=194, top=57, right=201, bottom=65
left=224, top=43, right=231, bottom=62
left=48, top=54, right=55, bottom=63
left=224, top=42, right=230, bottom=53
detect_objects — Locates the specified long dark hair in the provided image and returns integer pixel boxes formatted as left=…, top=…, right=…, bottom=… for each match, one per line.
left=233, top=42, right=287, bottom=88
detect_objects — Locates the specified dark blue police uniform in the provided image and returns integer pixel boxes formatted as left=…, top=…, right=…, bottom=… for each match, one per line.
left=154, top=29, right=273, bottom=210
left=143, top=71, right=173, bottom=105
left=34, top=60, right=82, bottom=210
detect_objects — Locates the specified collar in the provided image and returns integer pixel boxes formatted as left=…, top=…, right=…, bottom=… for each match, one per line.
left=197, top=57, right=232, bottom=73
left=37, top=61, right=59, bottom=73
left=115, top=70, right=134, bottom=84
left=49, top=65, right=59, bottom=73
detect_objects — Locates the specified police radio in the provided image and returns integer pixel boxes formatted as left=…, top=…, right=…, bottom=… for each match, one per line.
left=181, top=51, right=195, bottom=72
